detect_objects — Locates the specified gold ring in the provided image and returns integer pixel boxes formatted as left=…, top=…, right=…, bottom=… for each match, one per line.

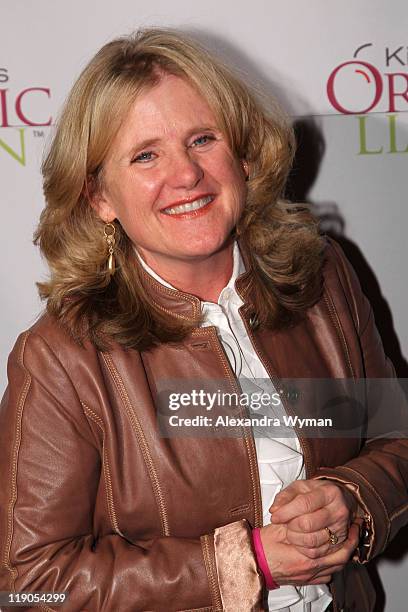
left=325, top=527, right=339, bottom=545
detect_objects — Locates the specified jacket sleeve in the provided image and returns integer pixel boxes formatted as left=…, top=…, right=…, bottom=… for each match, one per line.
left=0, top=331, right=263, bottom=612
left=314, top=238, right=408, bottom=562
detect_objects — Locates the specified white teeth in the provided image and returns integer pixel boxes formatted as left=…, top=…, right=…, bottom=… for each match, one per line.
left=162, top=195, right=213, bottom=215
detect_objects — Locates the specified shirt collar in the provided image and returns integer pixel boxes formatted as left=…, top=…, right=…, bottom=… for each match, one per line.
left=135, top=249, right=175, bottom=290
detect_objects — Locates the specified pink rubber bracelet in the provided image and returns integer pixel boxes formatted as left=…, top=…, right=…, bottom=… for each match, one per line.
left=252, top=528, right=280, bottom=590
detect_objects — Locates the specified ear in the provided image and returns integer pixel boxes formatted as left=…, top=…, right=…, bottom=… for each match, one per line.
left=86, top=177, right=117, bottom=223
left=241, top=159, right=249, bottom=181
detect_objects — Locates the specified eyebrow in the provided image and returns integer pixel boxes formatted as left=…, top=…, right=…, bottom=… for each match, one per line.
left=129, top=137, right=161, bottom=154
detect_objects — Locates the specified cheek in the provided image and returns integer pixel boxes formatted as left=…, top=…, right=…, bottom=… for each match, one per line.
left=136, top=174, right=164, bottom=200
left=209, top=156, right=246, bottom=202
left=110, top=175, right=161, bottom=221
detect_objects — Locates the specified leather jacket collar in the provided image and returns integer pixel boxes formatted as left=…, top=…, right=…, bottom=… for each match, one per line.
left=137, top=240, right=254, bottom=320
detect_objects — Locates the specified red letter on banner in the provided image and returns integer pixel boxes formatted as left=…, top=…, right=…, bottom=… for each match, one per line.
left=327, top=61, right=383, bottom=114
left=0, top=89, right=10, bottom=127
left=15, top=87, right=52, bottom=126
left=386, top=73, right=408, bottom=112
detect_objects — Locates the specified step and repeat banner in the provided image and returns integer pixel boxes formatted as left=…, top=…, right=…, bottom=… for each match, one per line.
left=1, top=1, right=407, bottom=609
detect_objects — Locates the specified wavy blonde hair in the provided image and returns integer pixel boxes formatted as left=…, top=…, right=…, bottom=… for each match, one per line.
left=35, top=28, right=323, bottom=349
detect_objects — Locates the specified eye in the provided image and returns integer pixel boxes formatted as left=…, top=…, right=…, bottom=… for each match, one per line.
left=132, top=150, right=156, bottom=163
left=190, top=134, right=215, bottom=147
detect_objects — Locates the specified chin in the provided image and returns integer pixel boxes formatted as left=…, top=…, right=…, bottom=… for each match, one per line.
left=176, top=236, right=232, bottom=260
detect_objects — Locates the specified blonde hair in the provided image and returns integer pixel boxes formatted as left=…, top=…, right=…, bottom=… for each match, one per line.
left=35, top=28, right=323, bottom=349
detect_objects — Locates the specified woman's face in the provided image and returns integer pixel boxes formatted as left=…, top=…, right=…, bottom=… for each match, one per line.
left=93, top=73, right=248, bottom=274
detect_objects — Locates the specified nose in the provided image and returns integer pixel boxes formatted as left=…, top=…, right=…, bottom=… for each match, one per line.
left=167, top=150, right=204, bottom=190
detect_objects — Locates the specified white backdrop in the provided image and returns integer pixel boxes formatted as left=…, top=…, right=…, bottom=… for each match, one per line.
left=1, top=2, right=407, bottom=610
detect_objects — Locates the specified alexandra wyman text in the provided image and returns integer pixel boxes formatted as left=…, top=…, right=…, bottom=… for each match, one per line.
left=168, top=415, right=333, bottom=428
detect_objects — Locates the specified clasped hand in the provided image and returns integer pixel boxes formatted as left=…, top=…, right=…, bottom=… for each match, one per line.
left=259, top=479, right=360, bottom=586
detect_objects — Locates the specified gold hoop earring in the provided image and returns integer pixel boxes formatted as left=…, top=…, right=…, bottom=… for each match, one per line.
left=104, top=222, right=116, bottom=276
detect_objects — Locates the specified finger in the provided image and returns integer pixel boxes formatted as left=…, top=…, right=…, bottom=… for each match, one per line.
left=332, top=523, right=360, bottom=558
left=294, top=543, right=333, bottom=559
left=312, top=523, right=360, bottom=569
left=293, top=532, right=348, bottom=556
left=269, top=480, right=328, bottom=512
left=322, top=523, right=349, bottom=546
left=286, top=526, right=359, bottom=584
left=295, top=525, right=359, bottom=581
left=271, top=488, right=331, bottom=524
left=269, top=484, right=301, bottom=512
left=286, top=507, right=331, bottom=533
left=286, top=526, right=330, bottom=548
left=286, top=523, right=348, bottom=548
left=283, top=507, right=351, bottom=549
left=285, top=499, right=351, bottom=533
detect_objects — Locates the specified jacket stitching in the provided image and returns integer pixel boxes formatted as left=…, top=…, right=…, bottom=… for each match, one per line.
left=241, top=435, right=261, bottom=528
left=191, top=328, right=212, bottom=337
left=229, top=504, right=251, bottom=516
left=198, top=327, right=261, bottom=528
left=389, top=502, right=408, bottom=521
left=336, top=465, right=389, bottom=521
left=335, top=465, right=391, bottom=552
left=327, top=239, right=361, bottom=332
left=80, top=402, right=121, bottom=535
left=201, top=535, right=223, bottom=611
left=234, top=313, right=272, bottom=527
left=323, top=292, right=355, bottom=378
left=142, top=273, right=200, bottom=318
left=150, top=299, right=196, bottom=321
left=359, top=307, right=375, bottom=341
left=3, top=331, right=32, bottom=591
left=179, top=608, right=213, bottom=611
left=101, top=352, right=170, bottom=537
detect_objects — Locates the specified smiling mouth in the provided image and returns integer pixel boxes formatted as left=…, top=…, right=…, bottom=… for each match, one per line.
left=161, top=195, right=214, bottom=215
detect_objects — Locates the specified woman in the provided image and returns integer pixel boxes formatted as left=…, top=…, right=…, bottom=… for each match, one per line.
left=0, top=28, right=407, bottom=612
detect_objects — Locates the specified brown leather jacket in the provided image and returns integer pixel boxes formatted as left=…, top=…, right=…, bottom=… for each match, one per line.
left=1, top=239, right=407, bottom=612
